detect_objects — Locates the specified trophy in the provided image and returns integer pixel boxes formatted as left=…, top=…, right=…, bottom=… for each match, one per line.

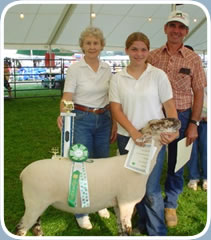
left=60, top=100, right=90, bottom=208
left=60, top=100, right=76, bottom=158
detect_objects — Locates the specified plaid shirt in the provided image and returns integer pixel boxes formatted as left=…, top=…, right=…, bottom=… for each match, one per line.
left=148, top=44, right=207, bottom=110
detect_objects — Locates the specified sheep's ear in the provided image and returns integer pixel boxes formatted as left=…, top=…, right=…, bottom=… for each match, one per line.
left=148, top=119, right=160, bottom=125
left=142, top=134, right=152, bottom=143
left=140, top=124, right=151, bottom=134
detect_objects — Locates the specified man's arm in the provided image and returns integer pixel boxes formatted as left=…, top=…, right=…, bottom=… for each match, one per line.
left=185, top=88, right=204, bottom=146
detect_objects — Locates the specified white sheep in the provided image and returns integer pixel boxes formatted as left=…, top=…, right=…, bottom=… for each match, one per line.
left=15, top=118, right=180, bottom=236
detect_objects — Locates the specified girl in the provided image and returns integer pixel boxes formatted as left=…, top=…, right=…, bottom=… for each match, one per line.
left=109, top=32, right=178, bottom=236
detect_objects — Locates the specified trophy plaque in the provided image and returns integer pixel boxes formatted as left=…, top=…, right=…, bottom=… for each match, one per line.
left=60, top=100, right=76, bottom=158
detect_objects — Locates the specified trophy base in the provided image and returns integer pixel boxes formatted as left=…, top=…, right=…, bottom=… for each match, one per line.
left=51, top=155, right=69, bottom=161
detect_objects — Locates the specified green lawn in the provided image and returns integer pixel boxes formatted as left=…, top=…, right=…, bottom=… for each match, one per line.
left=3, top=96, right=207, bottom=237
left=4, top=81, right=62, bottom=98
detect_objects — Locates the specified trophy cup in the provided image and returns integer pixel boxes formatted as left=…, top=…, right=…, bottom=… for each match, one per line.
left=60, top=100, right=76, bottom=158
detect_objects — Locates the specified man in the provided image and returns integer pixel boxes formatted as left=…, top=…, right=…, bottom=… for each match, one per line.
left=136, top=10, right=206, bottom=235
left=4, top=61, right=12, bottom=98
left=148, top=10, right=206, bottom=227
left=184, top=45, right=207, bottom=192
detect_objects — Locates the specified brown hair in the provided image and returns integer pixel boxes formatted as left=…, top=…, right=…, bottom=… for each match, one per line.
left=125, top=32, right=150, bottom=50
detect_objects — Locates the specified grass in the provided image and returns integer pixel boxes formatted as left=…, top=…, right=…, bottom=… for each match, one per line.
left=3, top=96, right=207, bottom=237
left=4, top=81, right=62, bottom=98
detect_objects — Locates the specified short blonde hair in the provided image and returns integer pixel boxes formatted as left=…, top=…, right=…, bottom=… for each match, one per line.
left=125, top=32, right=150, bottom=50
left=79, top=27, right=105, bottom=50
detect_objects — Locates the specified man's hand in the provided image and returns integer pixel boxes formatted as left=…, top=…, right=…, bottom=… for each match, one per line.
left=185, top=124, right=198, bottom=146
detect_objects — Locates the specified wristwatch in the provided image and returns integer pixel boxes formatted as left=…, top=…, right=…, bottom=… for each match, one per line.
left=189, top=119, right=200, bottom=126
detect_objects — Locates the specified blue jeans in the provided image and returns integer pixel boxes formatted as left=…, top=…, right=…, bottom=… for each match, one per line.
left=187, top=121, right=207, bottom=180
left=164, top=109, right=191, bottom=209
left=74, top=109, right=112, bottom=218
left=74, top=109, right=111, bottom=158
left=117, top=134, right=167, bottom=236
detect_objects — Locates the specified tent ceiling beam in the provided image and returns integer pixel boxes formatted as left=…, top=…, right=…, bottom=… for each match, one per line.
left=184, top=17, right=207, bottom=43
left=3, top=4, right=207, bottom=53
left=48, top=4, right=77, bottom=47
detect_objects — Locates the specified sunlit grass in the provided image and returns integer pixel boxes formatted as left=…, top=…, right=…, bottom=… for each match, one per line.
left=4, top=97, right=207, bottom=236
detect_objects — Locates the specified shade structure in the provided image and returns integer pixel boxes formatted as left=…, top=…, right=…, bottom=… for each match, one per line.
left=16, top=49, right=74, bottom=56
left=4, top=3, right=208, bottom=53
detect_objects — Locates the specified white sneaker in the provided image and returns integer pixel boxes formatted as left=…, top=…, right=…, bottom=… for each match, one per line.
left=187, top=179, right=199, bottom=191
left=76, top=216, right=92, bottom=230
left=203, top=180, right=207, bottom=191
left=98, top=208, right=110, bottom=219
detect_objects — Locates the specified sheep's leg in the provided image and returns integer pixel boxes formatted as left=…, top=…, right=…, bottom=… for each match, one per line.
left=114, top=206, right=122, bottom=235
left=118, top=203, right=135, bottom=236
left=15, top=202, right=48, bottom=236
left=32, top=217, right=44, bottom=236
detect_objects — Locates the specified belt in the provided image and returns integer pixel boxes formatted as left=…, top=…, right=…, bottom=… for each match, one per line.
left=74, top=104, right=110, bottom=114
left=177, top=108, right=190, bottom=113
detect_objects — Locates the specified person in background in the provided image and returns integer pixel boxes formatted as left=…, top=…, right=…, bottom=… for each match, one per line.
left=109, top=31, right=179, bottom=236
left=184, top=45, right=207, bottom=191
left=4, top=61, right=12, bottom=98
left=148, top=10, right=207, bottom=228
left=57, top=26, right=117, bottom=230
left=187, top=85, right=207, bottom=191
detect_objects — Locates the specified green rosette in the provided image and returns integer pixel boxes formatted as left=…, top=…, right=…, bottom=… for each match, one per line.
left=69, top=144, right=88, bottom=162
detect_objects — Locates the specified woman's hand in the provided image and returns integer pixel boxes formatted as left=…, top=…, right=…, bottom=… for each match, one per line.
left=57, top=116, right=63, bottom=131
left=160, top=130, right=179, bottom=145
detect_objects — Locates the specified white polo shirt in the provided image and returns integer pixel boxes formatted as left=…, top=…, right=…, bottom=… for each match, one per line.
left=64, top=58, right=112, bottom=108
left=109, top=63, right=173, bottom=136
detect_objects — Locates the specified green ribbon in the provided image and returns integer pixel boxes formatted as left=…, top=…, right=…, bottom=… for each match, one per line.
left=68, top=144, right=90, bottom=208
left=69, top=144, right=88, bottom=162
left=68, top=170, right=80, bottom=207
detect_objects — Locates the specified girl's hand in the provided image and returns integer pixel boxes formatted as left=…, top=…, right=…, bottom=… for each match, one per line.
left=110, top=122, right=117, bottom=144
left=130, top=130, right=144, bottom=146
left=160, top=131, right=179, bottom=145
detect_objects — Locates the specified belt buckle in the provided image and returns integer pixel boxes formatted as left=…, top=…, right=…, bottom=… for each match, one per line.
left=93, top=108, right=98, bottom=113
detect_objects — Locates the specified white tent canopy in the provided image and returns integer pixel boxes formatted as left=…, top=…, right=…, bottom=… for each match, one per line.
left=4, top=3, right=207, bottom=53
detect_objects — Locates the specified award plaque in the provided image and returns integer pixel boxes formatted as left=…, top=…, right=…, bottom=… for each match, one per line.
left=60, top=100, right=76, bottom=158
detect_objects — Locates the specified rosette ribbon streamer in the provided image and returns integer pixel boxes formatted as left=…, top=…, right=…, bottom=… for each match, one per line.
left=68, top=144, right=91, bottom=208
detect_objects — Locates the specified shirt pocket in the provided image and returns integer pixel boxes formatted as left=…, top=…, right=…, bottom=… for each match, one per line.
left=173, top=73, right=191, bottom=91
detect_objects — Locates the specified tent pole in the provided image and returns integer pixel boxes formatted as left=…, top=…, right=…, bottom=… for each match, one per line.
left=171, top=4, right=176, bottom=11
left=90, top=4, right=93, bottom=26
left=48, top=46, right=53, bottom=88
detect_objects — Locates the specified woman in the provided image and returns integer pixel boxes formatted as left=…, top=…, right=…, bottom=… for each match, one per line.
left=109, top=32, right=179, bottom=236
left=57, top=27, right=116, bottom=230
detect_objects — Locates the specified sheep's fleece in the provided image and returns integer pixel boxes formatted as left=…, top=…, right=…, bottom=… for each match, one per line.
left=15, top=118, right=181, bottom=236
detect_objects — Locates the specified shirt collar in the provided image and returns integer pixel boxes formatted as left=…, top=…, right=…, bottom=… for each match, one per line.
left=162, top=43, right=186, bottom=58
left=120, top=63, right=153, bottom=78
left=79, top=57, right=107, bottom=69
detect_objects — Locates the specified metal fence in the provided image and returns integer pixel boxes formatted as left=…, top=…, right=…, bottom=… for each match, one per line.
left=4, top=57, right=127, bottom=99
left=4, top=58, right=68, bottom=99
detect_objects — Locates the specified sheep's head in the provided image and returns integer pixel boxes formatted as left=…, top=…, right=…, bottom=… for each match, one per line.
left=138, top=118, right=181, bottom=144
left=144, top=118, right=181, bottom=135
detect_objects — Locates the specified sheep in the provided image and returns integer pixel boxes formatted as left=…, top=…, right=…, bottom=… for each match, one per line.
left=15, top=118, right=181, bottom=236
